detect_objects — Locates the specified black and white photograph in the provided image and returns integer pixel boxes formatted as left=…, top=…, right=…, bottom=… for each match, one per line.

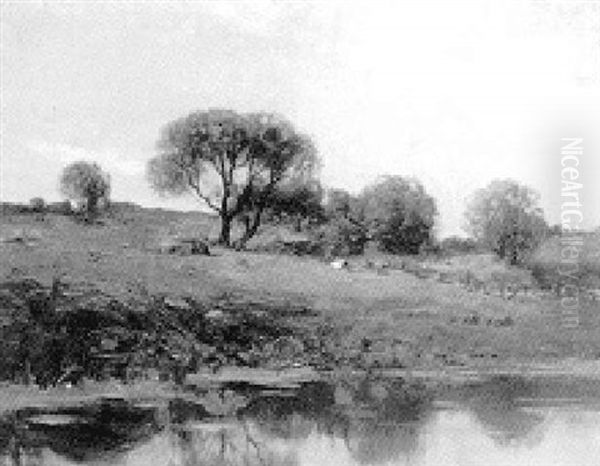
left=1, top=1, right=599, bottom=465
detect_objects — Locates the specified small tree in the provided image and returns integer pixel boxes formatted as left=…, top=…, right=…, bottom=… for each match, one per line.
left=147, top=109, right=319, bottom=246
left=59, top=161, right=111, bottom=221
left=464, top=179, right=548, bottom=265
left=360, top=176, right=437, bottom=255
left=29, top=197, right=46, bottom=213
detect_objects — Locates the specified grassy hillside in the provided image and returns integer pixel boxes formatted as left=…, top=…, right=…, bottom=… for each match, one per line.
left=1, top=207, right=600, bottom=385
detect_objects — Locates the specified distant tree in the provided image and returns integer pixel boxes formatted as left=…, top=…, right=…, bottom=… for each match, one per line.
left=464, top=179, right=548, bottom=265
left=29, top=197, right=46, bottom=213
left=360, top=176, right=437, bottom=255
left=59, top=161, right=111, bottom=221
left=147, top=109, right=319, bottom=246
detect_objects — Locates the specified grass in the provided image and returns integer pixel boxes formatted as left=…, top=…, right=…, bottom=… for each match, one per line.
left=1, top=208, right=600, bottom=382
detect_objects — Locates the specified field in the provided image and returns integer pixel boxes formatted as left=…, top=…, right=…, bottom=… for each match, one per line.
left=1, top=206, right=600, bottom=384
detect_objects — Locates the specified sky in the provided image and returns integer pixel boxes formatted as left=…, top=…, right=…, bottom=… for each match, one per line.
left=1, top=0, right=599, bottom=237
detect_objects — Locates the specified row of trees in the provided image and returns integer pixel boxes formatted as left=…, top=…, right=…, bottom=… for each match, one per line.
left=315, top=177, right=437, bottom=256
left=56, top=108, right=550, bottom=264
left=144, top=109, right=438, bottom=253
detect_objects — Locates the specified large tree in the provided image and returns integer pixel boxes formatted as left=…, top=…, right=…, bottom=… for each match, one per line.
left=360, top=176, right=437, bottom=254
left=59, top=161, right=111, bottom=221
left=147, top=109, right=319, bottom=246
left=464, top=179, right=548, bottom=265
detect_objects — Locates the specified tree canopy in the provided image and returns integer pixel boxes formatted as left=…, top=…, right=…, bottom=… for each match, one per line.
left=147, top=109, right=319, bottom=245
left=464, top=179, right=548, bottom=265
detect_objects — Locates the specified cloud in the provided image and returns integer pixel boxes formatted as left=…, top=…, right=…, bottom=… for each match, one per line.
left=28, top=141, right=145, bottom=177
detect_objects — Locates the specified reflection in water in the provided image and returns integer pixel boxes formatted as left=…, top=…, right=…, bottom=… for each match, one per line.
left=239, top=378, right=431, bottom=465
left=168, top=421, right=300, bottom=466
left=418, top=409, right=600, bottom=466
left=332, top=377, right=431, bottom=465
left=294, top=408, right=600, bottom=466
left=454, top=375, right=545, bottom=445
left=2, top=375, right=600, bottom=466
left=0, top=398, right=161, bottom=464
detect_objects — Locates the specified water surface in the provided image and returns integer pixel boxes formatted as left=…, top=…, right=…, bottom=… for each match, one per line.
left=2, top=375, right=599, bottom=466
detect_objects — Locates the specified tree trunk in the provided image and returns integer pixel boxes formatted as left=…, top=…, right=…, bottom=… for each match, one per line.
left=240, top=209, right=262, bottom=246
left=24, top=360, right=32, bottom=385
left=86, top=193, right=98, bottom=222
left=219, top=214, right=232, bottom=246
